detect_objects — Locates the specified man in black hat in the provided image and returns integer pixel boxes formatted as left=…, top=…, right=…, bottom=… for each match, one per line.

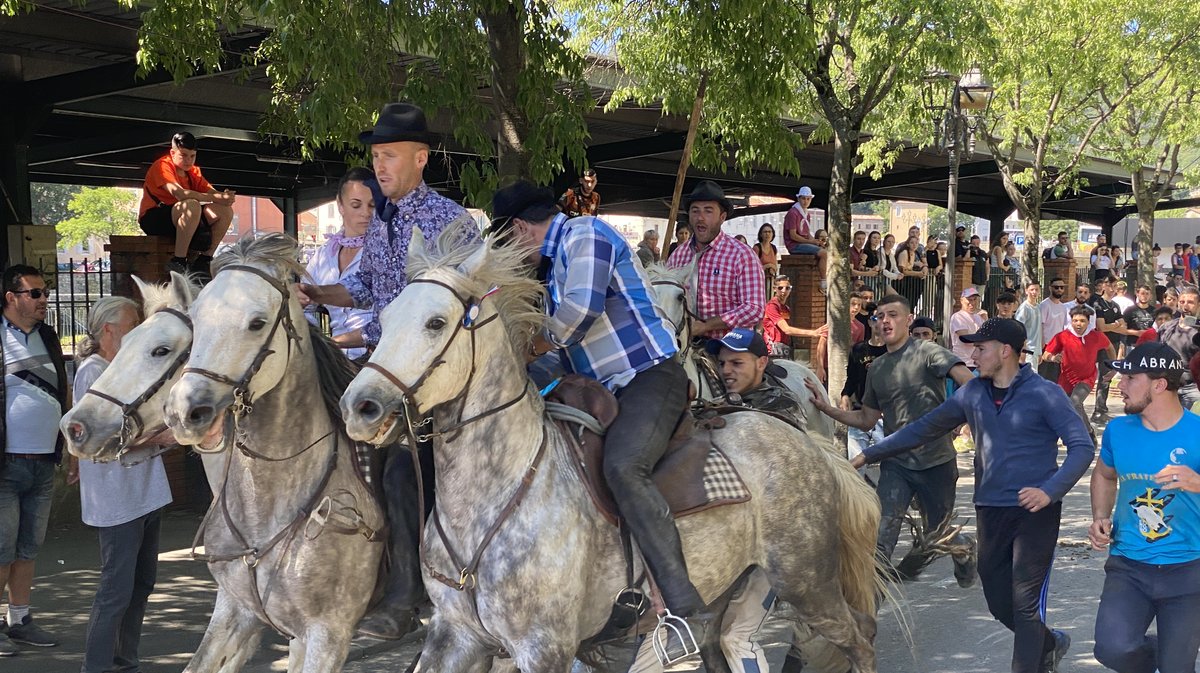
left=1090, top=342, right=1200, bottom=673
left=492, top=180, right=711, bottom=662
left=851, top=318, right=1094, bottom=673
left=666, top=180, right=765, bottom=340
left=298, top=102, right=479, bottom=640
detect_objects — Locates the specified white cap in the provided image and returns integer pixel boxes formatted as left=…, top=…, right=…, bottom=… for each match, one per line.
left=796, top=186, right=814, bottom=198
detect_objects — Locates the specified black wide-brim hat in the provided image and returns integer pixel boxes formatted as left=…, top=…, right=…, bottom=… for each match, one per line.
left=359, top=102, right=431, bottom=145
left=683, top=180, right=732, bottom=215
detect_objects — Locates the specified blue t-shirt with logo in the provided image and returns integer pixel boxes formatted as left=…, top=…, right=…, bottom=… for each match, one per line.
left=1100, top=412, right=1200, bottom=564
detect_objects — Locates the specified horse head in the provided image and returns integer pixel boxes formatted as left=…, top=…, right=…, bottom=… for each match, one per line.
left=342, top=222, right=543, bottom=445
left=647, top=260, right=696, bottom=349
left=61, top=272, right=200, bottom=461
left=164, top=234, right=306, bottom=447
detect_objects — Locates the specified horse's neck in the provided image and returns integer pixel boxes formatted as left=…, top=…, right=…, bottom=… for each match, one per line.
left=431, top=350, right=545, bottom=529
left=223, top=344, right=339, bottom=520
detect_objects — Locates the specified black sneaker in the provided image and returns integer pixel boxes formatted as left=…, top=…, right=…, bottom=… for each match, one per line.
left=952, top=534, right=978, bottom=588
left=189, top=255, right=213, bottom=284
left=166, top=257, right=189, bottom=276
left=1040, top=629, right=1069, bottom=673
left=6, top=614, right=57, bottom=648
left=0, top=631, right=16, bottom=657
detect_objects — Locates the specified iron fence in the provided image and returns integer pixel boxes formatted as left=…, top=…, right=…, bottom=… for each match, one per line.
left=44, top=258, right=114, bottom=358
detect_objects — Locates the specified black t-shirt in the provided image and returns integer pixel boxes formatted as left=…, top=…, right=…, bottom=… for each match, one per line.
left=988, top=381, right=1008, bottom=409
left=842, top=341, right=889, bottom=406
left=969, top=247, right=988, bottom=285
left=1123, top=304, right=1155, bottom=339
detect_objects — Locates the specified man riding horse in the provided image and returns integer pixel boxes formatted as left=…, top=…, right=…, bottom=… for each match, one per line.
left=491, top=180, right=714, bottom=659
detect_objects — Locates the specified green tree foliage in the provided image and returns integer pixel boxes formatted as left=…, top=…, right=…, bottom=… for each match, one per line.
left=56, top=188, right=141, bottom=249
left=980, top=0, right=1195, bottom=284
left=123, top=0, right=592, bottom=203
left=30, top=183, right=82, bottom=227
left=1092, top=3, right=1200, bottom=288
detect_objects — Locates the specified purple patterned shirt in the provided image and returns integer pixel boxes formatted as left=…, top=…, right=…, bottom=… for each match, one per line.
left=343, top=182, right=478, bottom=345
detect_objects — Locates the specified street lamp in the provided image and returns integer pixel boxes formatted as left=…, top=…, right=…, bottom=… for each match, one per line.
left=923, top=67, right=994, bottom=343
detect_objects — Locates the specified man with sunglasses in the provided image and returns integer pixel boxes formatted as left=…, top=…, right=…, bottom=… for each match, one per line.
left=762, top=276, right=827, bottom=358
left=1039, top=278, right=1071, bottom=381
left=0, top=265, right=69, bottom=654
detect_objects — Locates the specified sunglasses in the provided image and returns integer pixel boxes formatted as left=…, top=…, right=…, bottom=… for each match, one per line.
left=12, top=289, right=46, bottom=299
left=1050, top=285, right=1066, bottom=289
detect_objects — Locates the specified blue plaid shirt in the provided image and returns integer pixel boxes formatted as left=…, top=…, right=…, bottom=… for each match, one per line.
left=541, top=214, right=677, bottom=391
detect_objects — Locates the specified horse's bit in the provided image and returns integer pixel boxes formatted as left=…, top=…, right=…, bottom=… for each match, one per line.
left=82, top=307, right=192, bottom=464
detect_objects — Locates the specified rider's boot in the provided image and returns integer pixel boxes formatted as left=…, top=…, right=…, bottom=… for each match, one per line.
left=356, top=441, right=434, bottom=640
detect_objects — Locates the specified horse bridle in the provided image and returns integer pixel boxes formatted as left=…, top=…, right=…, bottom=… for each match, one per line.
left=82, top=307, right=193, bottom=460
left=181, top=264, right=303, bottom=426
left=361, top=276, right=528, bottom=440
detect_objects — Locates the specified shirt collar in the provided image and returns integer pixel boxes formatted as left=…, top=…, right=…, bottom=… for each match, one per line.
left=691, top=230, right=733, bottom=255
left=3, top=316, right=39, bottom=336
left=391, top=181, right=431, bottom=210
left=540, top=212, right=569, bottom=259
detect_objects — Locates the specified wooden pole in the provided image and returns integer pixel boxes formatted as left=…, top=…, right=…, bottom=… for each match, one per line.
left=660, top=73, right=708, bottom=262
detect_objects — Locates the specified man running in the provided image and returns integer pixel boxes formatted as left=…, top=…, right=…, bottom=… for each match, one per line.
left=805, top=294, right=977, bottom=583
left=1089, top=342, right=1200, bottom=673
left=852, top=318, right=1093, bottom=673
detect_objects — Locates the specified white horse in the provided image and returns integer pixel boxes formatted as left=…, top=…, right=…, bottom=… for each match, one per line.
left=162, top=234, right=385, bottom=673
left=61, top=273, right=226, bottom=487
left=340, top=229, right=882, bottom=673
left=646, top=262, right=835, bottom=441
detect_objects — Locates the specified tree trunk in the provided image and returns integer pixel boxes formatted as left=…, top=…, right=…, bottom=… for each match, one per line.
left=1130, top=171, right=1157, bottom=290
left=661, top=74, right=708, bottom=262
left=825, top=123, right=856, bottom=415
left=480, top=5, right=530, bottom=182
left=1023, top=216, right=1041, bottom=287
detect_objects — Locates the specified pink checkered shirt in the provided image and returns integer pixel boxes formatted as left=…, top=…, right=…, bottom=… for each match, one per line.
left=667, top=231, right=766, bottom=338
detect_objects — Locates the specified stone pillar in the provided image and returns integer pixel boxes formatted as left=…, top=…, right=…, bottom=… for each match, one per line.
left=780, top=254, right=825, bottom=359
left=1042, top=258, right=1079, bottom=291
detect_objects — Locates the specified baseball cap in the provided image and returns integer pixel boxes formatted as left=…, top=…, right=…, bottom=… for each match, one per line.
left=911, top=316, right=936, bottom=332
left=960, top=318, right=1026, bottom=353
left=961, top=287, right=980, bottom=298
left=955, top=225, right=966, bottom=231
left=1106, top=342, right=1186, bottom=375
left=705, top=328, right=768, bottom=357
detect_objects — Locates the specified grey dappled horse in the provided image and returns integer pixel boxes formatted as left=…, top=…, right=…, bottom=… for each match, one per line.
left=340, top=228, right=882, bottom=673
left=646, top=262, right=835, bottom=441
left=162, top=235, right=384, bottom=673
left=61, top=273, right=226, bottom=490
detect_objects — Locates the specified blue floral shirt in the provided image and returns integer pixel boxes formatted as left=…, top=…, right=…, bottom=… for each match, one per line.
left=343, top=182, right=478, bottom=345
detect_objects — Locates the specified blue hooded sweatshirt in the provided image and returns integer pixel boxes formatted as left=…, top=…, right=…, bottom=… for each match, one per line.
left=863, top=363, right=1094, bottom=506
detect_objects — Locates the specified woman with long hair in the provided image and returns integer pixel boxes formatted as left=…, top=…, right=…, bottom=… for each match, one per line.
left=898, top=235, right=928, bottom=309
left=754, top=223, right=779, bottom=295
left=880, top=233, right=901, bottom=295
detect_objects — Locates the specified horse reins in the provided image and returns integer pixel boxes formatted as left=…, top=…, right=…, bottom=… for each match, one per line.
left=82, top=307, right=193, bottom=459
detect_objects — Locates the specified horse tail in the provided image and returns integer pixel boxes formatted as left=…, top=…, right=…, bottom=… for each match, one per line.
left=820, top=447, right=885, bottom=616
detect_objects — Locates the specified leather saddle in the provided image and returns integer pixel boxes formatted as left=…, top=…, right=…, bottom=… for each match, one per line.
left=545, top=375, right=750, bottom=527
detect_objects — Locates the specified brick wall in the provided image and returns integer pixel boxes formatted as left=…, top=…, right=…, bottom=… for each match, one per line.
left=780, top=255, right=825, bottom=359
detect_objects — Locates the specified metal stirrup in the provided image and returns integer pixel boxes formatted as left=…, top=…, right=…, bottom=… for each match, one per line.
left=651, top=609, right=700, bottom=666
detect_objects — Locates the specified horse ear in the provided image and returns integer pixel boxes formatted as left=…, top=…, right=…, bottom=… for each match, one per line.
left=458, top=242, right=489, bottom=278
left=169, top=270, right=197, bottom=309
left=410, top=227, right=426, bottom=258
left=131, top=275, right=151, bottom=303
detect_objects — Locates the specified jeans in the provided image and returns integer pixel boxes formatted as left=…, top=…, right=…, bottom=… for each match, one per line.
left=1094, top=361, right=1115, bottom=414
left=788, top=244, right=822, bottom=255
left=875, top=459, right=959, bottom=563
left=82, top=510, right=162, bottom=673
left=1178, top=383, right=1200, bottom=411
left=0, top=457, right=56, bottom=564
left=847, top=420, right=883, bottom=486
left=1094, top=555, right=1200, bottom=673
left=1069, top=383, right=1098, bottom=447
left=976, top=503, right=1062, bottom=673
left=603, top=359, right=697, bottom=614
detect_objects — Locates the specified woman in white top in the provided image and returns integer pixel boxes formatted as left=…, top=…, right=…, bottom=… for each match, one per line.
left=304, top=167, right=376, bottom=361
left=75, top=296, right=173, bottom=673
left=880, top=233, right=902, bottom=294
left=1092, top=244, right=1113, bottom=282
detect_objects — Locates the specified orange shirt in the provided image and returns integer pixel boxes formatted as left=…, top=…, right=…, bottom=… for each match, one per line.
left=139, top=155, right=214, bottom=218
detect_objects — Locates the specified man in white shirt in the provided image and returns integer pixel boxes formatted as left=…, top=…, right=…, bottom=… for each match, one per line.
left=1015, top=281, right=1042, bottom=363
left=950, top=288, right=985, bottom=369
left=1039, top=277, right=1071, bottom=381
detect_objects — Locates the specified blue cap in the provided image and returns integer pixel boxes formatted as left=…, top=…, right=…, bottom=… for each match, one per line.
left=705, top=328, right=768, bottom=357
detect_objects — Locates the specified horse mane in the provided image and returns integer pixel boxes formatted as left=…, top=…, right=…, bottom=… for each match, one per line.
left=209, top=232, right=355, bottom=421
left=308, top=322, right=362, bottom=419
left=407, top=218, right=546, bottom=353
left=211, top=232, right=307, bottom=281
left=139, top=276, right=202, bottom=314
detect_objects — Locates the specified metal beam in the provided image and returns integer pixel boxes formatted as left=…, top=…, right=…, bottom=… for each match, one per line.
left=29, top=125, right=262, bottom=165
left=56, top=97, right=266, bottom=132
left=588, top=132, right=687, bottom=164
left=852, top=160, right=999, bottom=193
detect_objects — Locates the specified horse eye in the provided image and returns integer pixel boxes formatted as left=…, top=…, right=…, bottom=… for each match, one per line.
left=426, top=317, right=446, bottom=331
left=248, top=318, right=267, bottom=331
left=151, top=346, right=170, bottom=357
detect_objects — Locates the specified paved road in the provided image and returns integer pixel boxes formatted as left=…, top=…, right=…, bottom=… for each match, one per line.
left=23, top=417, right=1120, bottom=672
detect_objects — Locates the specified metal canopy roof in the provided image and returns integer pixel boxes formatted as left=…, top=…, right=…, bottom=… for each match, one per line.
left=1, top=0, right=1186, bottom=225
